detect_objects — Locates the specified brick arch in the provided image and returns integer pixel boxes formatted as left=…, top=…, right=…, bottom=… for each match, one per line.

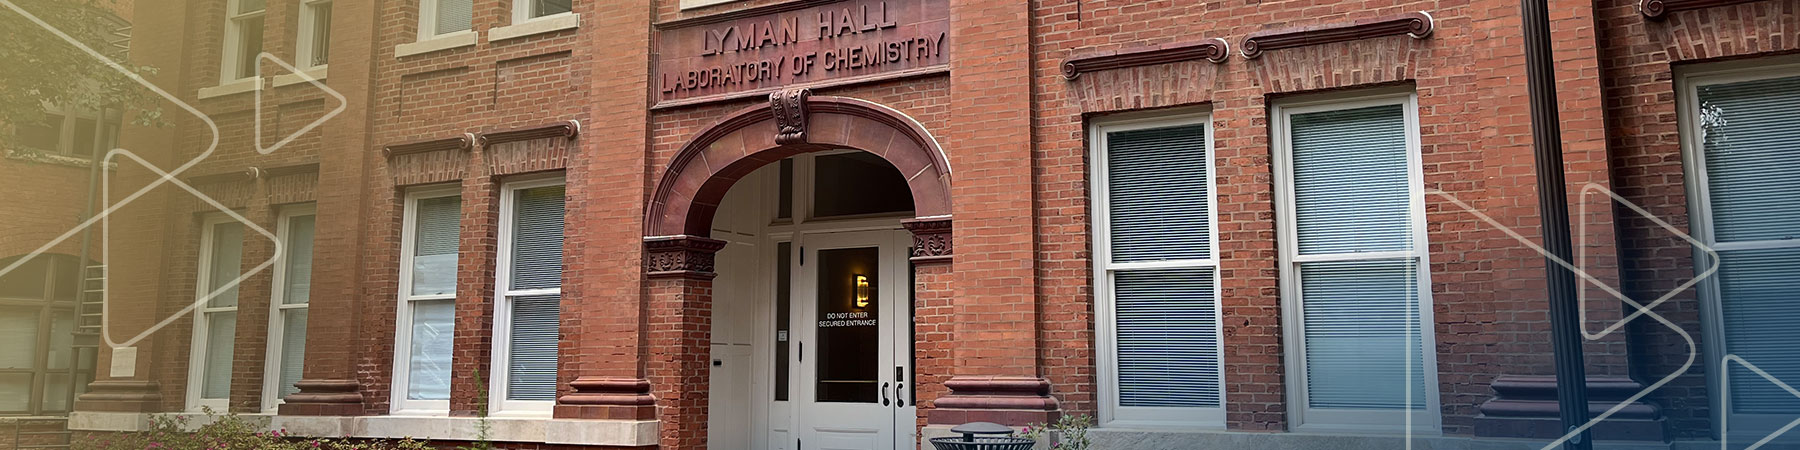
left=646, top=94, right=952, bottom=237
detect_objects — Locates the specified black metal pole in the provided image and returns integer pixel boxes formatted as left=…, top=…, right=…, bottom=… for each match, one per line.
left=1518, top=0, right=1592, bottom=448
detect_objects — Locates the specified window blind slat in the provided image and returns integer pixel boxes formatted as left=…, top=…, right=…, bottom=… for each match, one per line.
left=508, top=294, right=561, bottom=401
left=278, top=310, right=307, bottom=399
left=1106, top=125, right=1212, bottom=263
left=284, top=215, right=315, bottom=305
left=208, top=222, right=246, bottom=308
left=1299, top=259, right=1426, bottom=410
left=412, top=196, right=461, bottom=297
left=202, top=312, right=237, bottom=399
left=1113, top=269, right=1220, bottom=408
left=1697, top=75, right=1800, bottom=244
left=1290, top=105, right=1413, bottom=255
left=510, top=186, right=565, bottom=291
left=435, top=0, right=472, bottom=34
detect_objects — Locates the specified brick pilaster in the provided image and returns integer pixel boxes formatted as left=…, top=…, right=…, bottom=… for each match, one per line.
left=639, top=236, right=725, bottom=450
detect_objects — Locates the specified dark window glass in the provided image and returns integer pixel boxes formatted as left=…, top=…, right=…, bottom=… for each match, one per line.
left=71, top=117, right=97, bottom=158
left=774, top=242, right=791, bottom=401
left=811, top=152, right=913, bottom=218
left=532, top=0, right=571, bottom=17
left=776, top=159, right=793, bottom=220
left=815, top=247, right=879, bottom=403
left=310, top=2, right=332, bottom=67
left=16, top=114, right=63, bottom=152
left=236, top=16, right=264, bottom=79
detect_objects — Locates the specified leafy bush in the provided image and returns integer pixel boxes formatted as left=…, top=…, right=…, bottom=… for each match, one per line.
left=76, top=409, right=431, bottom=450
left=1017, top=414, right=1094, bottom=450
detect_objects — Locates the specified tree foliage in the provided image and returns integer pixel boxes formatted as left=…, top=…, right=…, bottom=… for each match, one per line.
left=0, top=0, right=162, bottom=140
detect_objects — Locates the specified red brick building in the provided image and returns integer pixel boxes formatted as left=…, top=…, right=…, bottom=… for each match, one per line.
left=52, top=0, right=1800, bottom=448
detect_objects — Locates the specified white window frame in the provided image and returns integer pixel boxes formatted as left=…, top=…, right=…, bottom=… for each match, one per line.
left=417, top=0, right=473, bottom=41
left=392, top=185, right=461, bottom=415
left=295, top=0, right=332, bottom=70
left=262, top=204, right=315, bottom=412
left=510, top=0, right=573, bottom=24
left=220, top=0, right=266, bottom=84
left=1271, top=91, right=1441, bottom=434
left=188, top=214, right=245, bottom=411
left=1087, top=109, right=1226, bottom=429
left=488, top=175, right=565, bottom=416
left=1677, top=58, right=1800, bottom=440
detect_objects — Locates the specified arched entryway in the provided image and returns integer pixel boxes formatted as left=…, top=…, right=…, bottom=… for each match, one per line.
left=638, top=90, right=954, bottom=450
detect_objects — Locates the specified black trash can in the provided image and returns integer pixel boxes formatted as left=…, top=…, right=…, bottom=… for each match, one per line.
left=928, top=422, right=1036, bottom=450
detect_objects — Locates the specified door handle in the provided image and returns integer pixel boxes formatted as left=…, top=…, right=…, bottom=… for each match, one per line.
left=880, top=382, right=891, bottom=406
left=894, top=365, right=907, bottom=408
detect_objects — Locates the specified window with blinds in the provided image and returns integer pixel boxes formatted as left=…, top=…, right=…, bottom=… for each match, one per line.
left=1685, top=71, right=1800, bottom=420
left=1275, top=96, right=1436, bottom=431
left=395, top=188, right=460, bottom=413
left=494, top=180, right=565, bottom=413
left=191, top=218, right=246, bottom=410
left=1090, top=114, right=1225, bottom=427
left=424, top=0, right=472, bottom=37
left=297, top=0, right=332, bottom=69
left=265, top=208, right=314, bottom=410
left=222, top=0, right=265, bottom=82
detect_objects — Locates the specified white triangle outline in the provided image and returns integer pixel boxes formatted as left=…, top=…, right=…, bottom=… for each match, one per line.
left=253, top=52, right=348, bottom=155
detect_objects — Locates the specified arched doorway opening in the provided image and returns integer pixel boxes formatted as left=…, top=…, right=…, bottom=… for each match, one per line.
left=642, top=90, right=953, bottom=450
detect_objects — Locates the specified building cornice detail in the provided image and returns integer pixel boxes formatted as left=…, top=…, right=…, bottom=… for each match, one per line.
left=1240, top=11, right=1434, bottom=59
left=1062, top=38, right=1230, bottom=80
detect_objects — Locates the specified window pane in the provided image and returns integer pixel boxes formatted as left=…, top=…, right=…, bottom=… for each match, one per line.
left=1695, top=75, right=1800, bottom=244
left=814, top=247, right=879, bottom=403
left=0, top=306, right=39, bottom=369
left=1105, top=124, right=1211, bottom=263
left=1290, top=104, right=1412, bottom=255
left=278, top=309, right=308, bottom=400
left=510, top=185, right=564, bottom=291
left=15, top=113, right=61, bottom=152
left=236, top=16, right=264, bottom=79
left=407, top=299, right=454, bottom=400
left=238, top=0, right=266, bottom=14
left=0, top=373, right=30, bottom=413
left=202, top=312, right=237, bottom=399
left=49, top=312, right=73, bottom=370
left=773, top=242, right=791, bottom=401
left=283, top=214, right=316, bottom=305
left=1299, top=259, right=1426, bottom=410
left=1113, top=268, right=1220, bottom=408
left=812, top=152, right=913, bottom=218
left=411, top=195, right=461, bottom=297
left=507, top=295, right=560, bottom=401
left=0, top=256, right=49, bottom=299
left=531, top=0, right=571, bottom=17
left=776, top=158, right=793, bottom=220
left=207, top=222, right=246, bottom=309
left=309, top=2, right=333, bottom=67
left=45, top=373, right=72, bottom=412
left=72, top=117, right=97, bottom=157
left=435, top=0, right=473, bottom=34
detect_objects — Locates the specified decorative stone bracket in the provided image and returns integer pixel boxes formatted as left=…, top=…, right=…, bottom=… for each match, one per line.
left=1061, top=38, right=1230, bottom=80
left=476, top=120, right=581, bottom=147
left=381, top=133, right=476, bottom=159
left=770, top=88, right=812, bottom=145
left=1639, top=0, right=1764, bottom=19
left=1241, top=11, right=1435, bottom=59
left=279, top=379, right=365, bottom=416
left=902, top=217, right=953, bottom=263
left=644, top=235, right=729, bottom=279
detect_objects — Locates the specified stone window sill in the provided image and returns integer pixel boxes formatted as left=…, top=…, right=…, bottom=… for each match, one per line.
left=68, top=412, right=659, bottom=447
left=395, top=31, right=478, bottom=58
left=488, top=13, right=580, bottom=42
left=273, top=65, right=328, bottom=87
left=197, top=77, right=263, bottom=99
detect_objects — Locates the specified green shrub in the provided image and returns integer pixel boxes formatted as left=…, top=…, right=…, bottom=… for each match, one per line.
left=76, top=408, right=431, bottom=450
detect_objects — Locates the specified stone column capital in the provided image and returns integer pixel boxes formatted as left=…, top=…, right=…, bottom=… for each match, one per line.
left=901, top=217, right=952, bottom=263
left=643, top=235, right=728, bottom=279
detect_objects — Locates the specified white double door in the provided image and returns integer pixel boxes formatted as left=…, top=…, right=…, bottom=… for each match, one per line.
left=788, top=230, right=915, bottom=450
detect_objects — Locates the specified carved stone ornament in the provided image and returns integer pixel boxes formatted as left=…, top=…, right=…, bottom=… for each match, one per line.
left=476, top=120, right=582, bottom=147
left=1241, top=11, right=1435, bottom=59
left=382, top=133, right=476, bottom=159
left=644, top=235, right=729, bottom=278
left=902, top=217, right=952, bottom=262
left=771, top=88, right=812, bottom=145
left=1639, top=0, right=1764, bottom=19
left=1062, top=38, right=1231, bottom=80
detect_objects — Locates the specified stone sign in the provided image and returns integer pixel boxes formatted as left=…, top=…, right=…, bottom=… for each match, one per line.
left=654, top=0, right=950, bottom=107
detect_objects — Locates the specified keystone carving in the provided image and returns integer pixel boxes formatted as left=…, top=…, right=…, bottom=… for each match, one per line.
left=771, top=88, right=811, bottom=145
